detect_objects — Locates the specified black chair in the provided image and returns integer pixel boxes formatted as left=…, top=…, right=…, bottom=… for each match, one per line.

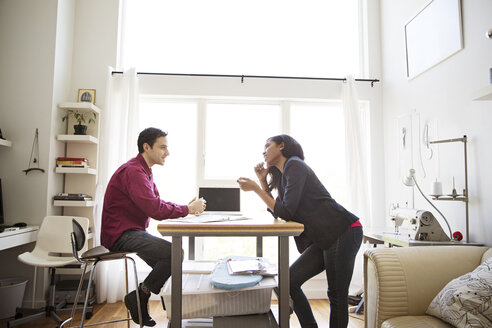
left=60, top=219, right=143, bottom=328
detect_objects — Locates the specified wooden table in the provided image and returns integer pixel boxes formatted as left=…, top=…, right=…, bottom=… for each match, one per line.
left=158, top=217, right=304, bottom=328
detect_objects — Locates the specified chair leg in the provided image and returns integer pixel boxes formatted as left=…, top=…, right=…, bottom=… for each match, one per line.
left=128, top=257, right=143, bottom=328
left=32, top=266, right=37, bottom=308
left=125, top=258, right=130, bottom=328
left=60, top=262, right=89, bottom=328
left=79, top=261, right=97, bottom=328
left=8, top=267, right=65, bottom=328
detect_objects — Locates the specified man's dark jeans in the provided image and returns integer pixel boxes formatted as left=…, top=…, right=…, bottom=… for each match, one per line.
left=290, top=226, right=363, bottom=328
left=111, top=230, right=173, bottom=294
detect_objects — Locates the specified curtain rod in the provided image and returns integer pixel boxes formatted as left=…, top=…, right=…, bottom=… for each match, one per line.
left=111, top=71, right=380, bottom=87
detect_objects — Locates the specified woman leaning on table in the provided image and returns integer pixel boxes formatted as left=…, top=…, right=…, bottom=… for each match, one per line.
left=237, top=134, right=363, bottom=328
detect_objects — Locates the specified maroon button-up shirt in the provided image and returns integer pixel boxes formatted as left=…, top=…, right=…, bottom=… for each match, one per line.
left=101, top=153, right=189, bottom=249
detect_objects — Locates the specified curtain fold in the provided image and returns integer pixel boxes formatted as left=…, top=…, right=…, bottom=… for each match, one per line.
left=342, top=75, right=371, bottom=297
left=94, top=67, right=140, bottom=303
left=342, top=75, right=370, bottom=223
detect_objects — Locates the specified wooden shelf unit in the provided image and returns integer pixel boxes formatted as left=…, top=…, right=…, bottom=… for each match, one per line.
left=56, top=102, right=101, bottom=242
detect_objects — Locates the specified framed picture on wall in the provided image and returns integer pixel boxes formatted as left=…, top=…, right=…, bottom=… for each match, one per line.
left=404, top=0, right=463, bottom=79
left=77, top=89, right=96, bottom=104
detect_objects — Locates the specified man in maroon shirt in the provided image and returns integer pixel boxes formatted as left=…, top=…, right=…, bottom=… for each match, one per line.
left=101, top=127, right=206, bottom=326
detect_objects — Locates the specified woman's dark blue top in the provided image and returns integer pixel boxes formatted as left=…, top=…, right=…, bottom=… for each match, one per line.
left=270, top=156, right=359, bottom=253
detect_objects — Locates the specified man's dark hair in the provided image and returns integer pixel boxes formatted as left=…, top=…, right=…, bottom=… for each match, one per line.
left=137, top=127, right=168, bottom=153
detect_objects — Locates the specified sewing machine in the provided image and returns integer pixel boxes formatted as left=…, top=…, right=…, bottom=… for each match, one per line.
left=389, top=207, right=450, bottom=242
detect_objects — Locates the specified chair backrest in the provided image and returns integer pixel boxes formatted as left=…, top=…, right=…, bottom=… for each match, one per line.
left=33, top=216, right=89, bottom=256
left=71, top=218, right=86, bottom=258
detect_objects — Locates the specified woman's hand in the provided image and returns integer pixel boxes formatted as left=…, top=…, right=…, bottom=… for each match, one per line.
left=254, top=162, right=268, bottom=182
left=188, top=197, right=206, bottom=215
left=237, top=177, right=260, bottom=192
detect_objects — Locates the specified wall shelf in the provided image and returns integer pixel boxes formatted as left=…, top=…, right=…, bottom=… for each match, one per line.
left=472, top=84, right=492, bottom=101
left=53, top=200, right=94, bottom=207
left=59, top=102, right=101, bottom=114
left=57, top=135, right=98, bottom=144
left=429, top=136, right=469, bottom=242
left=0, top=139, right=12, bottom=147
left=55, top=167, right=97, bottom=175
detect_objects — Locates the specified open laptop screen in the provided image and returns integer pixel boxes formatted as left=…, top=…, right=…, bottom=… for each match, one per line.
left=198, top=187, right=240, bottom=212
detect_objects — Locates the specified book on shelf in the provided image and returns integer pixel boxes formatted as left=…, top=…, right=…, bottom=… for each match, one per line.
left=57, top=157, right=88, bottom=162
left=56, top=164, right=89, bottom=168
left=56, top=160, right=87, bottom=165
left=54, top=193, right=92, bottom=201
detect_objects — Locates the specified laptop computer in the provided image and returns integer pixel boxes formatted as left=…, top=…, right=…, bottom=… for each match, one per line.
left=198, top=187, right=241, bottom=216
left=168, top=187, right=244, bottom=223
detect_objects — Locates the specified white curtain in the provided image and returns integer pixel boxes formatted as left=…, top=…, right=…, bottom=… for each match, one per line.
left=342, top=75, right=371, bottom=297
left=93, top=67, right=140, bottom=303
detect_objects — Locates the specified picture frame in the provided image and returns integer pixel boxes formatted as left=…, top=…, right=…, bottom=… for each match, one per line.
left=404, top=0, right=463, bottom=79
left=77, top=89, right=96, bottom=104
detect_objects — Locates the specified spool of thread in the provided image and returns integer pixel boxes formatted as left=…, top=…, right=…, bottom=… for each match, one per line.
left=431, top=180, right=443, bottom=196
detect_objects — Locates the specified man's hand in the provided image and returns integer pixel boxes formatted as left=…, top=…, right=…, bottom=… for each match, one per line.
left=237, top=177, right=260, bottom=192
left=188, top=197, right=206, bottom=215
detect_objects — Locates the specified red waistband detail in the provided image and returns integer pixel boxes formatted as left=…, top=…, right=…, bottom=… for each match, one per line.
left=349, top=220, right=362, bottom=228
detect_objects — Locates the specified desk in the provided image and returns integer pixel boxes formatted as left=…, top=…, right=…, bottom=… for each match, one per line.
left=0, top=226, right=39, bottom=251
left=363, top=229, right=483, bottom=247
left=158, top=217, right=304, bottom=328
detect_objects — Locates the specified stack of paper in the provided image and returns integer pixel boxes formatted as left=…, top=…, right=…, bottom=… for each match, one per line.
left=227, top=259, right=266, bottom=275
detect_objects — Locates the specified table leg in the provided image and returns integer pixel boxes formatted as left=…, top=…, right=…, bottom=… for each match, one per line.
left=278, top=236, right=290, bottom=327
left=170, top=236, right=182, bottom=328
left=188, top=236, right=195, bottom=260
left=256, top=236, right=263, bottom=257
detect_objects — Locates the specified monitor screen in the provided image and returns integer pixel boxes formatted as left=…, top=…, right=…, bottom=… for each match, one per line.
left=0, top=179, right=4, bottom=225
left=198, top=187, right=240, bottom=212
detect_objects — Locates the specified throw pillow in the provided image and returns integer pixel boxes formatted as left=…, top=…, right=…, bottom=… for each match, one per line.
left=426, top=257, right=492, bottom=328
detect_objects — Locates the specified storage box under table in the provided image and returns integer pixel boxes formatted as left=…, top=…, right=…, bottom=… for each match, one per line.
left=160, top=273, right=276, bottom=319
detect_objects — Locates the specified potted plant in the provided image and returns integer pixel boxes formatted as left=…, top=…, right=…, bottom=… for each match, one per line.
left=62, top=110, right=97, bottom=135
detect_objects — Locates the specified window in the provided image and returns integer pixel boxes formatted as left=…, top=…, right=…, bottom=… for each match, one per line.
left=203, top=102, right=282, bottom=181
left=121, top=0, right=361, bottom=77
left=138, top=96, right=370, bottom=263
left=290, top=102, right=348, bottom=205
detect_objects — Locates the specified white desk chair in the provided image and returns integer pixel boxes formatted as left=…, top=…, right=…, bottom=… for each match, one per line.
left=7, top=216, right=90, bottom=328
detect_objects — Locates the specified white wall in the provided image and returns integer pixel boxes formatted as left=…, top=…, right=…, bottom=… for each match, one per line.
left=380, top=0, right=492, bottom=245
left=0, top=0, right=60, bottom=224
left=0, top=0, right=119, bottom=305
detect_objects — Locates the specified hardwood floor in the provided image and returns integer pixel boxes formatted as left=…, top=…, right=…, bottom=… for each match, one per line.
left=0, top=299, right=364, bottom=327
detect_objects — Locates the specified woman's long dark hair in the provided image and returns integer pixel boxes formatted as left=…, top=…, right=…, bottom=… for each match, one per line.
left=266, top=135, right=304, bottom=192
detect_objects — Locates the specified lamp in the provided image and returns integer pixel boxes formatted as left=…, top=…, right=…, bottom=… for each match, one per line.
left=403, top=169, right=453, bottom=239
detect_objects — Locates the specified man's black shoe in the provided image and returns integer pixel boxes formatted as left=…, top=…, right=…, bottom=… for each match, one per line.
left=124, top=290, right=156, bottom=327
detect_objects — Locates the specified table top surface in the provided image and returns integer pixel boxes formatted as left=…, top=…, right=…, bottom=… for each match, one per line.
left=158, top=216, right=304, bottom=236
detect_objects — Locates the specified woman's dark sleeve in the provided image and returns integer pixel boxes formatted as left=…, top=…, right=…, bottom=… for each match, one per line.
left=273, top=160, right=308, bottom=220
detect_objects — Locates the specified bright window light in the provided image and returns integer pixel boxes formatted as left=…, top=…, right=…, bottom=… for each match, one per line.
left=121, top=0, right=360, bottom=77
left=204, top=103, right=281, bottom=180
left=290, top=102, right=348, bottom=206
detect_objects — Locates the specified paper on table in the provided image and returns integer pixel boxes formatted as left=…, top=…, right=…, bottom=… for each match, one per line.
left=168, top=215, right=251, bottom=223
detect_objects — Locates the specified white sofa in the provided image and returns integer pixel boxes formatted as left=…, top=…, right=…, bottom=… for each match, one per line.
left=364, top=246, right=492, bottom=328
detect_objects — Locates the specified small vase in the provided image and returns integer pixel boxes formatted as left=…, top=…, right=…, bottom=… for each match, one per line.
left=74, top=124, right=87, bottom=135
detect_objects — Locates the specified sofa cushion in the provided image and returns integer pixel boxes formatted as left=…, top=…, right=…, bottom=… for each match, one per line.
left=426, top=257, right=492, bottom=327
left=382, top=315, right=453, bottom=328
